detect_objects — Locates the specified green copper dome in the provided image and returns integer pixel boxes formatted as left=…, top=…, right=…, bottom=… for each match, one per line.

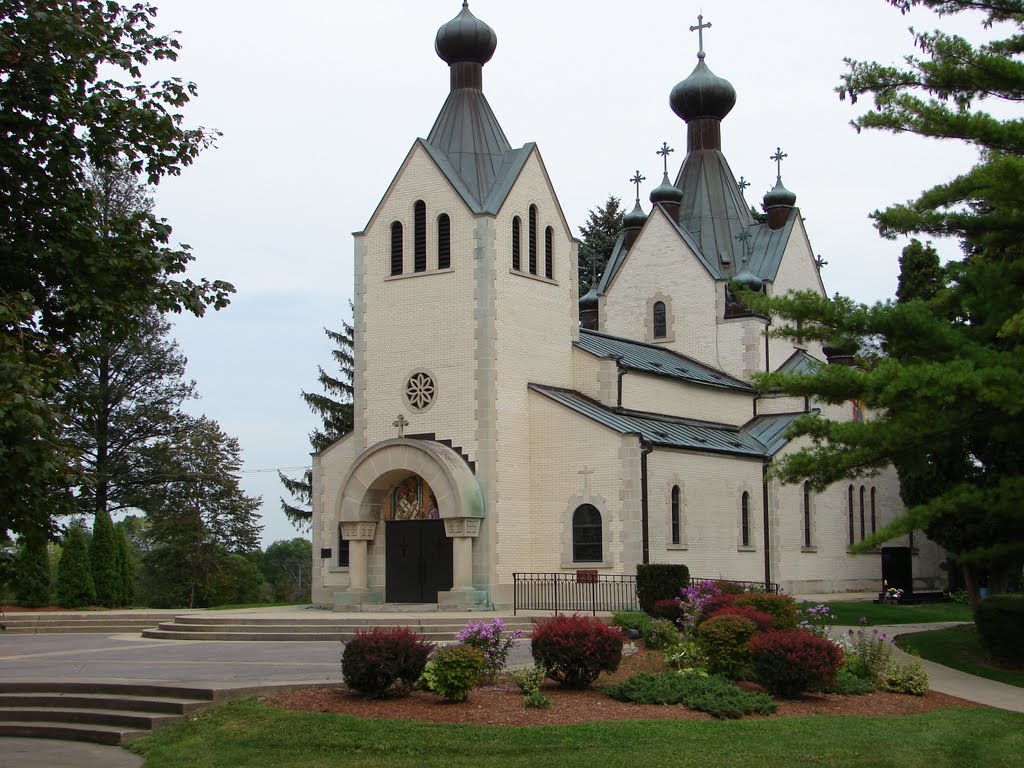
left=623, top=200, right=648, bottom=230
left=670, top=58, right=736, bottom=122
left=763, top=176, right=797, bottom=209
left=435, top=2, right=497, bottom=65
left=650, top=172, right=683, bottom=205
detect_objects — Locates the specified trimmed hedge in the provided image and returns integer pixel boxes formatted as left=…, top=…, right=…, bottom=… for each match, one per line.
left=974, top=595, right=1024, bottom=666
left=697, top=614, right=758, bottom=679
left=420, top=644, right=486, bottom=702
left=735, top=593, right=799, bottom=630
left=748, top=630, right=843, bottom=697
left=707, top=606, right=776, bottom=634
left=341, top=626, right=433, bottom=698
left=531, top=614, right=624, bottom=689
left=636, top=563, right=689, bottom=613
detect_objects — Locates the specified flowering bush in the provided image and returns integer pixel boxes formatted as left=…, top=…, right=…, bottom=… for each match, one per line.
left=748, top=630, right=844, bottom=697
left=696, top=614, right=758, bottom=678
left=644, top=617, right=683, bottom=651
left=707, top=606, right=776, bottom=634
left=839, top=627, right=894, bottom=684
left=678, top=579, right=728, bottom=630
left=455, top=618, right=522, bottom=680
left=734, top=593, right=799, bottom=630
left=419, top=644, right=487, bottom=702
left=530, top=614, right=625, bottom=689
left=341, top=626, right=433, bottom=698
left=797, top=601, right=836, bottom=638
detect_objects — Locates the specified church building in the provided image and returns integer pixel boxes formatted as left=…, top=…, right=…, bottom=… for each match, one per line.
left=311, top=3, right=943, bottom=609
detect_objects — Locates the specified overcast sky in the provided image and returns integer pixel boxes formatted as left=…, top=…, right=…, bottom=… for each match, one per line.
left=143, top=0, right=989, bottom=547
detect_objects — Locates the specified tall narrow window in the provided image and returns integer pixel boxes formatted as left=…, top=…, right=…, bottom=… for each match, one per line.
left=528, top=204, right=538, bottom=274
left=870, top=487, right=877, bottom=535
left=512, top=216, right=521, bottom=271
left=848, top=485, right=855, bottom=546
left=544, top=226, right=554, bottom=279
left=670, top=485, right=681, bottom=545
left=859, top=485, right=866, bottom=541
left=390, top=221, right=403, bottom=276
left=653, top=301, right=667, bottom=339
left=572, top=504, right=602, bottom=562
left=803, top=482, right=812, bottom=548
left=437, top=214, right=451, bottom=269
left=741, top=492, right=750, bottom=547
left=413, top=200, right=427, bottom=273
left=337, top=524, right=350, bottom=568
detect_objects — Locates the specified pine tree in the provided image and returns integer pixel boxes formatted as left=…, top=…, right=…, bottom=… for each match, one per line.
left=15, top=534, right=52, bottom=608
left=115, top=524, right=135, bottom=606
left=577, top=196, right=624, bottom=293
left=896, top=240, right=944, bottom=304
left=56, top=526, right=95, bottom=609
left=89, top=508, right=120, bottom=607
left=280, top=317, right=354, bottom=528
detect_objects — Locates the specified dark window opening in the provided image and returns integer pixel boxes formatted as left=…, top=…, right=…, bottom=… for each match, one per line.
left=870, top=487, right=877, bottom=535
left=803, top=482, right=812, bottom=548
left=528, top=205, right=538, bottom=274
left=512, top=216, right=521, bottom=271
left=572, top=504, right=602, bottom=562
left=437, top=214, right=451, bottom=270
left=337, top=525, right=350, bottom=568
left=414, top=200, right=427, bottom=272
left=741, top=491, right=750, bottom=547
left=859, top=485, right=866, bottom=541
left=545, top=226, right=554, bottom=279
left=653, top=301, right=667, bottom=339
left=390, top=221, right=403, bottom=276
left=848, top=485, right=855, bottom=546
left=671, top=485, right=681, bottom=545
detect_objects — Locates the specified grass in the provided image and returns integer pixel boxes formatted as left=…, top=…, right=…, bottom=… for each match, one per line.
left=205, top=601, right=309, bottom=611
left=896, top=625, right=1024, bottom=688
left=809, top=600, right=972, bottom=626
left=128, top=700, right=1024, bottom=768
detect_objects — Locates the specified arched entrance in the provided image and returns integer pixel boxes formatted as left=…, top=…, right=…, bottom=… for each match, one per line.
left=335, top=439, right=486, bottom=608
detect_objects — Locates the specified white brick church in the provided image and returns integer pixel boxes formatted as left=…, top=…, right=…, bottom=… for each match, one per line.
left=311, top=3, right=943, bottom=609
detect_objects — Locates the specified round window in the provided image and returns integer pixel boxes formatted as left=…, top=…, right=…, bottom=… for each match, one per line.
left=404, top=371, right=436, bottom=412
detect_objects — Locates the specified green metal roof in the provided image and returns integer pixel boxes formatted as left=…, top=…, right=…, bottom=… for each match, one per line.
left=577, top=329, right=753, bottom=392
left=777, top=348, right=824, bottom=375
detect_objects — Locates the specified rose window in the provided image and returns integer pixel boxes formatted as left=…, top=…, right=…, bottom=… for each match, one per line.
left=405, top=372, right=436, bottom=411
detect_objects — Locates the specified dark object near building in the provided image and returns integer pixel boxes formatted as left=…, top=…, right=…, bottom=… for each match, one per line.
left=881, top=546, right=913, bottom=597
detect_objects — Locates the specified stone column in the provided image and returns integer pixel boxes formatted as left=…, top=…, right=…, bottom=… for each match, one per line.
left=444, top=518, right=481, bottom=591
left=341, top=521, right=377, bottom=593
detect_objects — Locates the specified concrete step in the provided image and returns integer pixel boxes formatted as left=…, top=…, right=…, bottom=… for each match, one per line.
left=0, top=720, right=146, bottom=746
left=0, top=706, right=179, bottom=730
left=0, top=692, right=208, bottom=715
left=0, top=611, right=180, bottom=634
left=0, top=681, right=215, bottom=701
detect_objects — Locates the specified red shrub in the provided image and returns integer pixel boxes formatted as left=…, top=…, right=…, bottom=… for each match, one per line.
left=341, top=626, right=433, bottom=698
left=748, top=630, right=844, bottom=697
left=735, top=593, right=799, bottom=630
left=530, top=614, right=625, bottom=689
left=695, top=592, right=737, bottom=624
left=707, top=606, right=776, bottom=634
left=651, top=598, right=682, bottom=621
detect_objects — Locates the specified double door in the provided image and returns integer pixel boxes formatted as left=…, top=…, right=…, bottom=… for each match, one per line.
left=385, top=519, right=452, bottom=603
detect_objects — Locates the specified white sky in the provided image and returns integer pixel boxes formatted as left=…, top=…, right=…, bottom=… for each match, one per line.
left=143, top=0, right=991, bottom=547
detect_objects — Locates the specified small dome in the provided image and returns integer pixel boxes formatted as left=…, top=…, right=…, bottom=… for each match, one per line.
left=733, top=269, right=763, bottom=291
left=623, top=200, right=648, bottom=230
left=435, top=2, right=497, bottom=65
left=763, top=176, right=797, bottom=209
left=670, top=59, right=737, bottom=122
left=650, top=173, right=683, bottom=205
left=579, top=285, right=600, bottom=309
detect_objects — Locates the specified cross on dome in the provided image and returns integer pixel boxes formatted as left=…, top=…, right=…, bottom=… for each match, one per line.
left=690, top=14, right=712, bottom=59
left=630, top=170, right=646, bottom=204
left=771, top=147, right=789, bottom=178
left=657, top=142, right=675, bottom=175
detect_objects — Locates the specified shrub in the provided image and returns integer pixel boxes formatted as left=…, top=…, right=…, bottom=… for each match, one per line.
left=455, top=618, right=521, bottom=680
left=697, top=614, right=758, bottom=679
left=341, top=626, right=433, bottom=698
left=602, top=671, right=777, bottom=719
left=797, top=601, right=836, bottom=639
left=420, top=644, right=486, bottom=702
left=706, top=606, right=776, bottom=634
left=734, top=593, right=799, bottom=629
left=524, top=690, right=552, bottom=709
left=828, top=665, right=877, bottom=695
left=696, top=592, right=738, bottom=624
left=679, top=579, right=731, bottom=629
left=748, top=630, right=844, bottom=697
left=974, top=595, right=1024, bottom=666
left=509, top=663, right=546, bottom=694
left=530, top=614, right=624, bottom=689
left=644, top=618, right=682, bottom=651
left=840, top=627, right=894, bottom=684
left=665, top=639, right=707, bottom=671
left=89, top=508, right=120, bottom=608
left=16, top=534, right=53, bottom=608
left=636, top=563, right=689, bottom=613
left=611, top=611, right=653, bottom=638
left=650, top=598, right=682, bottom=621
left=884, top=655, right=929, bottom=696
left=115, top=524, right=135, bottom=606
left=714, top=580, right=756, bottom=595
left=55, top=527, right=95, bottom=609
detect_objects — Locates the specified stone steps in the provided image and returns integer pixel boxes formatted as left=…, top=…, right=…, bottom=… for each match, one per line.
left=0, top=611, right=180, bottom=635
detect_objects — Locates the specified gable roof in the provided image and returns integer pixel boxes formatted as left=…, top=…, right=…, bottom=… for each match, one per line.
left=576, top=329, right=753, bottom=392
left=777, top=348, right=824, bottom=375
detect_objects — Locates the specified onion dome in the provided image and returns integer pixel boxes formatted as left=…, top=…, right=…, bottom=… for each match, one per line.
left=579, top=284, right=600, bottom=310
left=733, top=269, right=763, bottom=292
left=670, top=59, right=737, bottom=122
left=435, top=2, right=497, bottom=65
left=650, top=172, right=683, bottom=206
left=763, top=176, right=797, bottom=209
left=623, top=200, right=648, bottom=230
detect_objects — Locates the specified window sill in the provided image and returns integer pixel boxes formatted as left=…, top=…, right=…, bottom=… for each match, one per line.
left=737, top=545, right=757, bottom=553
left=510, top=268, right=557, bottom=285
left=327, top=566, right=351, bottom=574
left=385, top=267, right=455, bottom=282
left=666, top=544, right=688, bottom=551
left=646, top=335, right=676, bottom=344
left=561, top=561, right=613, bottom=569
left=800, top=546, right=818, bottom=554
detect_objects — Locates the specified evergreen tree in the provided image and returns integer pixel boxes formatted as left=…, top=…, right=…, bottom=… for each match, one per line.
left=88, top=508, right=120, bottom=608
left=279, top=317, right=354, bottom=528
left=15, top=534, right=52, bottom=608
left=896, top=240, right=944, bottom=304
left=115, top=524, right=135, bottom=606
left=56, top=526, right=95, bottom=609
left=577, top=196, right=624, bottom=294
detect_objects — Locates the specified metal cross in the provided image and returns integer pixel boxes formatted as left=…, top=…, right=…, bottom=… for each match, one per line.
left=630, top=170, right=646, bottom=204
left=815, top=254, right=829, bottom=270
left=771, top=147, right=788, bottom=177
left=657, top=142, right=674, bottom=175
left=735, top=229, right=753, bottom=260
left=578, top=466, right=595, bottom=495
left=737, top=176, right=751, bottom=193
left=690, top=14, right=712, bottom=59
left=392, top=414, right=409, bottom=438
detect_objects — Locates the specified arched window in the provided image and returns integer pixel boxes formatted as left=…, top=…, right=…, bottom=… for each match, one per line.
left=390, top=221, right=403, bottom=276
left=528, top=204, right=538, bottom=274
left=437, top=214, right=451, bottom=270
left=803, top=482, right=812, bottom=548
left=413, top=200, right=427, bottom=273
left=848, top=485, right=855, bottom=546
left=572, top=504, right=602, bottom=562
left=740, top=491, right=751, bottom=547
left=512, top=216, right=521, bottom=271
left=653, top=301, right=667, bottom=339
left=859, top=485, right=866, bottom=541
left=670, top=485, right=681, bottom=545
left=544, top=226, right=554, bottom=279
left=870, top=487, right=877, bottom=535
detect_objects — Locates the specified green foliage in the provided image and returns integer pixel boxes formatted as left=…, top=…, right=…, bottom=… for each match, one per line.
left=828, top=665, right=878, bottom=695
left=644, top=618, right=682, bottom=651
left=420, top=645, right=487, bottom=702
left=509, top=664, right=547, bottom=695
left=611, top=611, right=654, bottom=637
left=115, top=524, right=135, bottom=606
left=664, top=639, right=707, bottom=671
left=341, top=627, right=433, bottom=699
left=635, top=563, right=689, bottom=613
left=530, top=614, right=625, bottom=689
left=89, top=509, right=120, bottom=607
left=601, top=671, right=777, bottom=719
left=260, top=539, right=312, bottom=602
left=897, top=239, right=944, bottom=304
left=974, top=595, right=1024, bottom=665
left=897, top=624, right=1024, bottom=688
left=734, top=593, right=798, bottom=629
left=15, top=534, right=52, bottom=607
left=884, top=655, right=930, bottom=695
left=696, top=614, right=758, bottom=679
left=55, top=526, right=95, bottom=608
left=577, top=195, right=624, bottom=293
left=523, top=690, right=552, bottom=709
left=842, top=627, right=896, bottom=684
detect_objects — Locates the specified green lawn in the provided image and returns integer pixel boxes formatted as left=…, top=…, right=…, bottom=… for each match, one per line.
left=897, top=625, right=1024, bottom=688
left=129, top=700, right=1023, bottom=768
left=809, top=600, right=971, bottom=626
left=205, top=601, right=309, bottom=611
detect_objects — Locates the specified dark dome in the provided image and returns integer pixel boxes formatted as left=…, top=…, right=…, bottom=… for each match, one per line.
left=733, top=269, right=763, bottom=291
left=670, top=59, right=736, bottom=122
left=579, top=285, right=600, bottom=309
left=435, top=2, right=497, bottom=65
left=623, top=200, right=648, bottom=229
left=650, top=173, right=683, bottom=205
left=763, top=177, right=797, bottom=209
